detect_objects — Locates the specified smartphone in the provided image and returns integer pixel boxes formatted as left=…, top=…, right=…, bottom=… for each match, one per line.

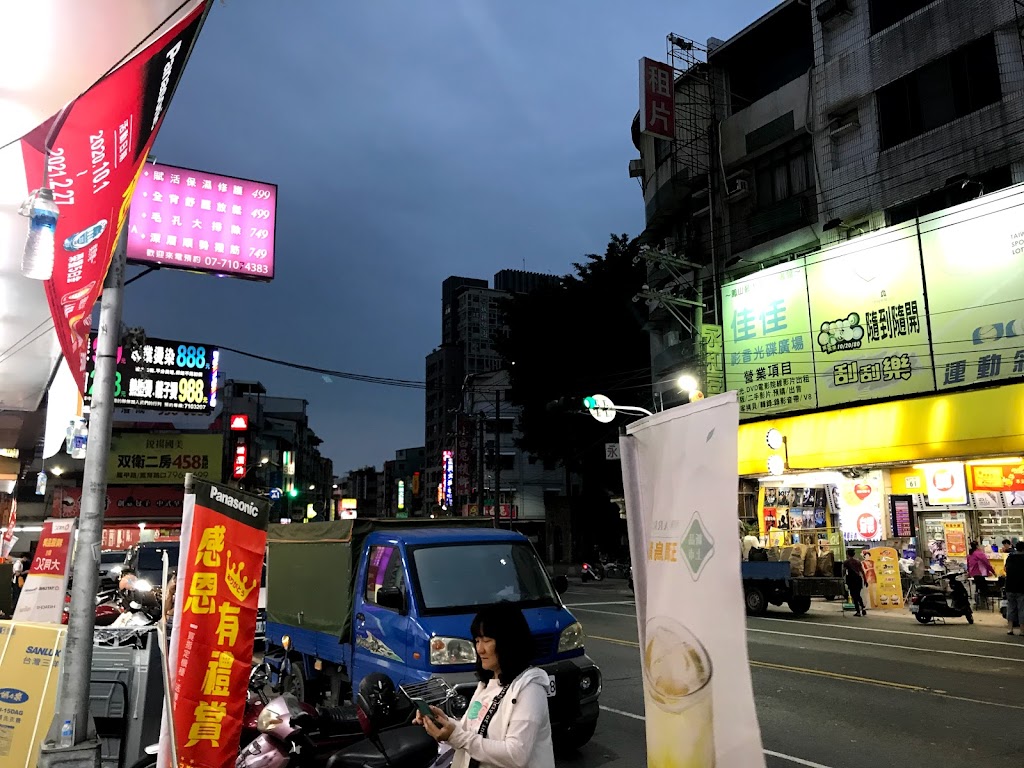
left=411, top=697, right=438, bottom=725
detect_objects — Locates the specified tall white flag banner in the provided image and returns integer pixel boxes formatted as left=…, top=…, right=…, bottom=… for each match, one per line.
left=620, top=392, right=765, bottom=767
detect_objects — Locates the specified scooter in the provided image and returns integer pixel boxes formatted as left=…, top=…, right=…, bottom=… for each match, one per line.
left=580, top=562, right=605, bottom=582
left=909, top=571, right=974, bottom=624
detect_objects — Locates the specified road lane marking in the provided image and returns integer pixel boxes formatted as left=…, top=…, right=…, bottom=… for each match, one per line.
left=565, top=600, right=636, bottom=607
left=600, top=704, right=644, bottom=721
left=598, top=705, right=835, bottom=767
left=588, top=635, right=1024, bottom=711
left=748, top=627, right=1024, bottom=664
left=572, top=606, right=637, bottom=617
left=750, top=615, right=1024, bottom=648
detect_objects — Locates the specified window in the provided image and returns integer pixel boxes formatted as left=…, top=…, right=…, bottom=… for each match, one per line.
left=654, top=138, right=673, bottom=166
left=364, top=545, right=406, bottom=608
left=877, top=35, right=1001, bottom=150
left=753, top=139, right=814, bottom=209
left=869, top=0, right=934, bottom=35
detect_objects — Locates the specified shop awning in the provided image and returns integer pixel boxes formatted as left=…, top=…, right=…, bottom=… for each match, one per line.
left=738, top=383, right=1024, bottom=476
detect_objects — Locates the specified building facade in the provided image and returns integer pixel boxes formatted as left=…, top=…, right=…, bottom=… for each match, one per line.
left=424, top=270, right=560, bottom=513
left=630, top=0, right=1024, bottom=564
left=381, top=446, right=425, bottom=517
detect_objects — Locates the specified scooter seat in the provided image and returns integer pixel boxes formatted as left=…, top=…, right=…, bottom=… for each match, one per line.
left=325, top=725, right=438, bottom=768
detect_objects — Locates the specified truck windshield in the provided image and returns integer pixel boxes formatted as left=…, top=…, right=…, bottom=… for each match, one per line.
left=411, top=541, right=558, bottom=613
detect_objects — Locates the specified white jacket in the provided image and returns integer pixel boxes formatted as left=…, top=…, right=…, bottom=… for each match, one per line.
left=447, top=667, right=555, bottom=768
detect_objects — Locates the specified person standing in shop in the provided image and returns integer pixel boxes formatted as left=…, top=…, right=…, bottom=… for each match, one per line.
left=1001, top=539, right=1014, bottom=554
left=1005, top=541, right=1024, bottom=637
left=844, top=548, right=868, bottom=617
left=968, top=541, right=996, bottom=608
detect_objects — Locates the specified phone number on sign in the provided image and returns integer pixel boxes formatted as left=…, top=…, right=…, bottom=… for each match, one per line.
left=200, top=258, right=270, bottom=274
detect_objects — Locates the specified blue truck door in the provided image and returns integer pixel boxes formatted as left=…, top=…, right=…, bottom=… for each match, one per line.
left=352, top=544, right=413, bottom=689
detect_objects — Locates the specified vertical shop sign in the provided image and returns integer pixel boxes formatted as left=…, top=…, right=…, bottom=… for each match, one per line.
left=639, top=57, right=675, bottom=140
left=701, top=324, right=726, bottom=396
left=20, top=4, right=207, bottom=392
left=924, top=462, right=968, bottom=506
left=833, top=472, right=885, bottom=542
left=12, top=520, right=76, bottom=624
left=921, top=195, right=1024, bottom=392
left=165, top=480, right=268, bottom=768
left=863, top=547, right=904, bottom=609
left=888, top=495, right=916, bottom=539
left=0, top=622, right=66, bottom=765
left=805, top=226, right=933, bottom=408
left=722, top=261, right=817, bottom=418
left=943, top=521, right=967, bottom=558
left=620, top=393, right=766, bottom=767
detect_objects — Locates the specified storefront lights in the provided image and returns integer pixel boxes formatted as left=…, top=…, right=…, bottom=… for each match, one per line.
left=767, top=455, right=785, bottom=476
left=766, top=428, right=784, bottom=451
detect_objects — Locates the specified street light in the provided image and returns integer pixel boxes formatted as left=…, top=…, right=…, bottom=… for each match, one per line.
left=676, top=374, right=699, bottom=393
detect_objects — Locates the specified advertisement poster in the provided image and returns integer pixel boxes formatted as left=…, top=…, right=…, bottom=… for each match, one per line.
left=924, top=462, right=968, bottom=506
left=944, top=521, right=967, bottom=558
left=85, top=333, right=220, bottom=414
left=833, top=472, right=885, bottom=542
left=165, top=480, right=269, bottom=768
left=620, top=392, right=765, bottom=767
left=920, top=190, right=1024, bottom=391
left=12, top=520, right=76, bottom=624
left=127, top=162, right=278, bottom=280
left=52, top=485, right=188, bottom=519
left=864, top=547, right=904, bottom=608
left=806, top=226, right=934, bottom=408
left=20, top=4, right=207, bottom=392
left=639, top=57, right=675, bottom=140
left=970, top=462, right=1024, bottom=492
left=108, top=433, right=223, bottom=485
left=0, top=621, right=67, bottom=767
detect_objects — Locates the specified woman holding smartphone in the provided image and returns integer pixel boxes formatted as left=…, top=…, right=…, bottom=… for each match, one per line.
left=414, top=602, right=555, bottom=768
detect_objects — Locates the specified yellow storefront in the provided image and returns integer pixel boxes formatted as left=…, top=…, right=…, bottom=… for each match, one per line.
left=737, top=382, right=1024, bottom=568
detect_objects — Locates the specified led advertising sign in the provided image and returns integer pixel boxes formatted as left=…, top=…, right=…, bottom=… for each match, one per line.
left=84, top=333, right=219, bottom=413
left=127, top=161, right=277, bottom=280
left=441, top=450, right=454, bottom=509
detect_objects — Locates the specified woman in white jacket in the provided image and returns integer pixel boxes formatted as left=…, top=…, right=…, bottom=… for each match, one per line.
left=415, top=602, right=555, bottom=768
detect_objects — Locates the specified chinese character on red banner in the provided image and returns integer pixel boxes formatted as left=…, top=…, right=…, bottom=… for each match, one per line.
left=639, top=57, right=675, bottom=140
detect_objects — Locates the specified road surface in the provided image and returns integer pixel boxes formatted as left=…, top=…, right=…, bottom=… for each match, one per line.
left=558, top=581, right=1024, bottom=767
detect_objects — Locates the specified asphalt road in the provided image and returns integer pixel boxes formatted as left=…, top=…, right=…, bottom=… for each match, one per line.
left=558, top=580, right=1024, bottom=768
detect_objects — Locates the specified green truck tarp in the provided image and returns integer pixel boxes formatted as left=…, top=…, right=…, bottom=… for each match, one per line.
left=265, top=517, right=495, bottom=641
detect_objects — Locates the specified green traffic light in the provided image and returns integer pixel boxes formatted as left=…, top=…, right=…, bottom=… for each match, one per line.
left=583, top=396, right=597, bottom=409
left=288, top=487, right=299, bottom=498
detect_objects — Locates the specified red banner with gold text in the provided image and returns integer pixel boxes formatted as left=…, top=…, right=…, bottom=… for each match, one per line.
left=169, top=480, right=268, bottom=768
left=969, top=463, right=1024, bottom=493
left=20, top=3, right=206, bottom=392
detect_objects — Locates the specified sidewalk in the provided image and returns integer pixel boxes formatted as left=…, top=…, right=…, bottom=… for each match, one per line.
left=803, top=596, right=1010, bottom=628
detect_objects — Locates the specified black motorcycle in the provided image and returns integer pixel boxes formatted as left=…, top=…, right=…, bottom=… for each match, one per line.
left=909, top=571, right=974, bottom=624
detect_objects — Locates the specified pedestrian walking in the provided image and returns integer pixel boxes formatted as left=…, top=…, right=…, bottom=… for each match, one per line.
left=968, top=541, right=996, bottom=608
left=844, top=548, right=867, bottom=617
left=1004, top=541, right=1024, bottom=637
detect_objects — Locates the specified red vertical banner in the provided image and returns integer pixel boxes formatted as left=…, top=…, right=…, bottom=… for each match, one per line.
left=19, top=2, right=207, bottom=392
left=639, top=57, right=675, bottom=140
left=170, top=480, right=268, bottom=767
left=13, top=519, right=76, bottom=623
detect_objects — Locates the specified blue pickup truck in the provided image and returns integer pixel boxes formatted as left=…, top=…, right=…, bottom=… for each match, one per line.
left=741, top=560, right=845, bottom=615
left=263, top=519, right=602, bottom=750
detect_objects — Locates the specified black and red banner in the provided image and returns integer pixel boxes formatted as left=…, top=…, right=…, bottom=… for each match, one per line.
left=169, top=479, right=268, bottom=767
left=20, top=2, right=208, bottom=392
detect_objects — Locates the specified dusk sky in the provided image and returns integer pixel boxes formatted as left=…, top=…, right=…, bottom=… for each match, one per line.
left=129, top=0, right=778, bottom=473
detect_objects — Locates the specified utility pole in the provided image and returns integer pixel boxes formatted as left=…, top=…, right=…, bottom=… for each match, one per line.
left=493, top=388, right=501, bottom=529
left=477, top=416, right=486, bottom=516
left=40, top=226, right=127, bottom=767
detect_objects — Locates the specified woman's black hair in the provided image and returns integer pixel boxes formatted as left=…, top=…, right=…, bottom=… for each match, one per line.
left=846, top=548, right=855, bottom=558
left=969, top=541, right=979, bottom=553
left=470, top=602, right=534, bottom=685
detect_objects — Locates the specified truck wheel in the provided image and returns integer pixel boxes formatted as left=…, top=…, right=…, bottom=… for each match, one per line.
left=283, top=662, right=307, bottom=703
left=788, top=596, right=812, bottom=615
left=553, top=719, right=597, bottom=754
left=744, top=586, right=768, bottom=616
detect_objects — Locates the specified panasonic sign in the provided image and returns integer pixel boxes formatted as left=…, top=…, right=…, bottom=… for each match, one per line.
left=210, top=486, right=260, bottom=518
left=151, top=39, right=184, bottom=130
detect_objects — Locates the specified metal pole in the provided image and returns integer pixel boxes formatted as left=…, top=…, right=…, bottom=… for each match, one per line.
left=43, top=225, right=127, bottom=760
left=477, top=416, right=485, bottom=516
left=493, top=388, right=501, bottom=529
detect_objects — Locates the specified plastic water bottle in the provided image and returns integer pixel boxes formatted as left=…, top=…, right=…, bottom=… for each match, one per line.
left=71, top=422, right=89, bottom=460
left=60, top=719, right=73, bottom=747
left=22, top=188, right=59, bottom=280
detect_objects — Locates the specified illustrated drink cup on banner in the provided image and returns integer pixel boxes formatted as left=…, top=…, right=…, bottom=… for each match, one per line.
left=643, top=616, right=715, bottom=767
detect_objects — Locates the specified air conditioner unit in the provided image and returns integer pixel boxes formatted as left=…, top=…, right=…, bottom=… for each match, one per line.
left=829, top=108, right=860, bottom=139
left=726, top=178, right=750, bottom=198
left=628, top=158, right=645, bottom=178
left=816, top=0, right=851, bottom=25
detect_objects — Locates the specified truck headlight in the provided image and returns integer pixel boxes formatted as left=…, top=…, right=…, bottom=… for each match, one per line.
left=430, top=637, right=475, bottom=666
left=558, top=622, right=585, bottom=653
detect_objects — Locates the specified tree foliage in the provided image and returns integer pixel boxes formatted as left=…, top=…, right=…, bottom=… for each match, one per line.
left=497, top=233, right=651, bottom=496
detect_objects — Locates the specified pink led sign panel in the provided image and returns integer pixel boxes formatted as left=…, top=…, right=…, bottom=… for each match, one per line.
left=127, top=161, right=277, bottom=280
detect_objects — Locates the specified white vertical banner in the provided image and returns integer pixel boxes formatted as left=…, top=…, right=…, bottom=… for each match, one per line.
left=620, top=392, right=765, bottom=767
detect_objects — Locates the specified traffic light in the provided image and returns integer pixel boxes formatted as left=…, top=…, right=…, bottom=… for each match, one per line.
left=288, top=487, right=299, bottom=499
left=582, top=396, right=597, bottom=410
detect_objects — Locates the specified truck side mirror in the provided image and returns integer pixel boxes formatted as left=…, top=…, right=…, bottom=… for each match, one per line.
left=376, top=587, right=406, bottom=614
left=553, top=575, right=569, bottom=595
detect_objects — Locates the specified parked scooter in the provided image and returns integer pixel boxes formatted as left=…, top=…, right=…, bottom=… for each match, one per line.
left=580, top=562, right=605, bottom=582
left=909, top=571, right=974, bottom=624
